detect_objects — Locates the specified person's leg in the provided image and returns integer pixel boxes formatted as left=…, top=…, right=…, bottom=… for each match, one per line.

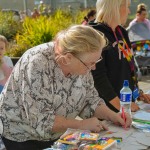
left=2, top=137, right=57, bottom=150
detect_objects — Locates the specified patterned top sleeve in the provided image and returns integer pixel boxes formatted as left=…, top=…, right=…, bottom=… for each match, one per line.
left=79, top=73, right=105, bottom=119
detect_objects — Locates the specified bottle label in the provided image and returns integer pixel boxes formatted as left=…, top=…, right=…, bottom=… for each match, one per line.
left=120, top=93, right=132, bottom=102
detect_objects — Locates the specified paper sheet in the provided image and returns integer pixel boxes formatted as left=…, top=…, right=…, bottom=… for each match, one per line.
left=121, top=145, right=148, bottom=150
left=101, top=121, right=150, bottom=149
left=133, top=110, right=150, bottom=121
left=139, top=103, right=150, bottom=112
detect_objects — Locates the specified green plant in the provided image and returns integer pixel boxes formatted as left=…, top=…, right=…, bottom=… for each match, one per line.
left=18, top=17, right=53, bottom=46
left=0, top=11, right=22, bottom=41
left=7, top=16, right=54, bottom=57
left=49, top=9, right=75, bottom=35
left=74, top=9, right=90, bottom=24
left=8, top=9, right=90, bottom=57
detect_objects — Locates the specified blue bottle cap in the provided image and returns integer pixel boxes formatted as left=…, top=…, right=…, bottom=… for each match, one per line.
left=123, top=80, right=129, bottom=87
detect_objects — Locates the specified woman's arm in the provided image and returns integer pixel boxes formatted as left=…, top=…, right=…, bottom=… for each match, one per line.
left=52, top=115, right=108, bottom=133
left=94, top=104, right=132, bottom=128
left=109, top=96, right=120, bottom=110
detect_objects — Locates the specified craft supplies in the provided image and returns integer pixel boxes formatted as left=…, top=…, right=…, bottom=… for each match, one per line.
left=52, top=128, right=117, bottom=150
left=83, top=137, right=117, bottom=150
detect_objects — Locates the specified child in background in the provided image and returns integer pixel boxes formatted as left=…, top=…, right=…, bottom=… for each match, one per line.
left=0, top=35, right=13, bottom=93
left=82, top=9, right=96, bottom=25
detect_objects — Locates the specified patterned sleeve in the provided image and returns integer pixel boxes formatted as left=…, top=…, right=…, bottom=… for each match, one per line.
left=21, top=52, right=56, bottom=139
left=79, top=73, right=105, bottom=119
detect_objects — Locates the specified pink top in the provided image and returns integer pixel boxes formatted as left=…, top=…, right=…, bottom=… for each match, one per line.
left=0, top=56, right=13, bottom=87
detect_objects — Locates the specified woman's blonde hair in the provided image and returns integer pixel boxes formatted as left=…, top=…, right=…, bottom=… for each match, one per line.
left=95, top=0, right=128, bottom=25
left=55, top=25, right=106, bottom=55
left=0, top=35, right=8, bottom=48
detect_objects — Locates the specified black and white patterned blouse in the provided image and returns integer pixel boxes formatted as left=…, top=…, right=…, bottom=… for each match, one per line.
left=0, top=42, right=105, bottom=142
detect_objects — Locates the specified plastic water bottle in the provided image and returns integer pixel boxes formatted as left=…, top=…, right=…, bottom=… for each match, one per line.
left=120, top=80, right=132, bottom=116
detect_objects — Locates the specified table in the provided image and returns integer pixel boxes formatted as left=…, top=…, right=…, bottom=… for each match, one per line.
left=101, top=102, right=150, bottom=150
left=102, top=121, right=150, bottom=150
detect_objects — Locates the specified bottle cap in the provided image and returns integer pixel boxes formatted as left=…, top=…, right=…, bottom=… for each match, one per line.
left=123, top=80, right=129, bottom=87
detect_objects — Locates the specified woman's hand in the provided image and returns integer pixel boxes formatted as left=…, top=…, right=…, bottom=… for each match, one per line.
left=111, top=112, right=132, bottom=128
left=131, top=102, right=140, bottom=112
left=80, top=117, right=108, bottom=133
left=94, top=104, right=132, bottom=129
left=139, top=93, right=150, bottom=104
left=52, top=116, right=108, bottom=133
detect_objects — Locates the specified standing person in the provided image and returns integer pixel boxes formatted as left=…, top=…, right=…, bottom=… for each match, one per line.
left=0, top=35, right=13, bottom=93
left=31, top=8, right=40, bottom=19
left=0, top=25, right=132, bottom=150
left=82, top=9, right=96, bottom=25
left=19, top=11, right=26, bottom=22
left=89, top=0, right=150, bottom=113
left=38, top=1, right=45, bottom=15
left=128, top=3, right=150, bottom=30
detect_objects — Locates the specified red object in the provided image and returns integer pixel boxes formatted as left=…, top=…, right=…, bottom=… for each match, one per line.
left=121, top=107, right=126, bottom=129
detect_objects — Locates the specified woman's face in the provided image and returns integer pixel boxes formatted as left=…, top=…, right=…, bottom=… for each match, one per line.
left=67, top=51, right=102, bottom=75
left=137, top=11, right=147, bottom=21
left=89, top=15, right=96, bottom=22
left=120, top=0, right=131, bottom=25
left=0, top=41, right=6, bottom=59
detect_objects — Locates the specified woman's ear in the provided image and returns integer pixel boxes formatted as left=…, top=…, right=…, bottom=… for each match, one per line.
left=65, top=53, right=74, bottom=65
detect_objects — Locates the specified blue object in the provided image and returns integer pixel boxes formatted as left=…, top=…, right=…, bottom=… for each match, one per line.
left=133, top=88, right=140, bottom=101
left=144, top=43, right=149, bottom=49
left=0, top=85, right=4, bottom=93
left=120, top=80, right=132, bottom=103
left=120, top=80, right=132, bottom=115
left=123, top=80, right=129, bottom=87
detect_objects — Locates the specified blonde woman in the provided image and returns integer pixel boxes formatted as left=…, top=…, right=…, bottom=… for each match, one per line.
left=0, top=35, right=13, bottom=93
left=89, top=0, right=150, bottom=113
left=0, top=25, right=132, bottom=150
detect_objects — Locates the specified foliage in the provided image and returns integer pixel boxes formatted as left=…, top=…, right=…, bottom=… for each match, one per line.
left=0, top=11, right=22, bottom=41
left=7, top=9, right=90, bottom=57
left=50, top=9, right=73, bottom=31
left=7, top=16, right=54, bottom=57
left=74, top=9, right=89, bottom=24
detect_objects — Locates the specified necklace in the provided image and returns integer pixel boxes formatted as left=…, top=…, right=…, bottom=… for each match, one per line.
left=112, top=26, right=138, bottom=88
